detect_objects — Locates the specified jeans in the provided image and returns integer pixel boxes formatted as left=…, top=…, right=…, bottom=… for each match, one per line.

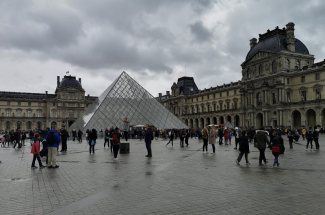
left=113, top=144, right=120, bottom=158
left=61, top=139, right=67, bottom=151
left=203, top=139, right=208, bottom=152
left=289, top=141, right=293, bottom=148
left=89, top=144, right=95, bottom=153
left=273, top=155, right=279, bottom=166
left=237, top=152, right=249, bottom=163
left=306, top=139, right=313, bottom=149
left=124, top=131, right=128, bottom=142
left=314, top=138, right=319, bottom=149
left=104, top=138, right=109, bottom=147
left=219, top=137, right=223, bottom=145
left=145, top=140, right=152, bottom=156
left=259, top=149, right=266, bottom=164
left=235, top=138, right=240, bottom=148
left=48, top=147, right=57, bottom=167
left=32, top=154, right=43, bottom=167
left=211, top=144, right=215, bottom=153
left=167, top=139, right=173, bottom=146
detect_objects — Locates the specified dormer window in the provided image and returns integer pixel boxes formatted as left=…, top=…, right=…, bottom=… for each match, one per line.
left=296, top=60, right=301, bottom=69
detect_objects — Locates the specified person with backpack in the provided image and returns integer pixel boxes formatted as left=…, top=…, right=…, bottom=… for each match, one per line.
left=88, top=129, right=97, bottom=154
left=271, top=131, right=285, bottom=167
left=144, top=124, right=153, bottom=157
left=306, top=126, right=314, bottom=151
left=112, top=127, right=122, bottom=160
left=45, top=126, right=61, bottom=168
left=236, top=130, right=250, bottom=165
left=254, top=126, right=270, bottom=166
left=31, top=134, right=45, bottom=169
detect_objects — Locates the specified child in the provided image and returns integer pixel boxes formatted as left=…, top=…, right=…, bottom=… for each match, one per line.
left=236, top=130, right=250, bottom=165
left=31, top=134, right=45, bottom=169
left=287, top=131, right=294, bottom=149
left=271, top=132, right=285, bottom=167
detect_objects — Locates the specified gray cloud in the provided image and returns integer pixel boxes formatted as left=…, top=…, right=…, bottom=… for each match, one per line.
left=0, top=0, right=325, bottom=97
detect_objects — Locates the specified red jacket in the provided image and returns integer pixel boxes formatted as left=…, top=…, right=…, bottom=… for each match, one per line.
left=31, top=140, right=40, bottom=155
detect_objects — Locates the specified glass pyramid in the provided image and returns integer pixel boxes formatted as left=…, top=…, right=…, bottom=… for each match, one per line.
left=69, top=71, right=187, bottom=132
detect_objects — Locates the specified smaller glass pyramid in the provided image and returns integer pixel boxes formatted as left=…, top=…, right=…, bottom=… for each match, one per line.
left=69, top=71, right=187, bottom=132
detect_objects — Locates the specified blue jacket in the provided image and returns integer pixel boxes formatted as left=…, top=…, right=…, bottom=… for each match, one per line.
left=45, top=129, right=61, bottom=147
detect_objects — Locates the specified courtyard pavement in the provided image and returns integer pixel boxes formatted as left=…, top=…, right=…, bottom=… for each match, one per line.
left=0, top=135, right=325, bottom=215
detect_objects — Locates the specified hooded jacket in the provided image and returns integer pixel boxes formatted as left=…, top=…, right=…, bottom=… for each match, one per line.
left=254, top=130, right=270, bottom=150
left=45, top=129, right=61, bottom=148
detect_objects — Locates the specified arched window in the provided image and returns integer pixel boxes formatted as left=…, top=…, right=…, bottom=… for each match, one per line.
left=37, top=122, right=42, bottom=129
left=272, top=60, right=277, bottom=73
left=17, top=121, right=21, bottom=130
left=69, top=110, right=74, bottom=118
left=286, top=59, right=290, bottom=70
left=259, top=64, right=264, bottom=76
left=27, top=121, right=32, bottom=130
left=6, top=121, right=11, bottom=130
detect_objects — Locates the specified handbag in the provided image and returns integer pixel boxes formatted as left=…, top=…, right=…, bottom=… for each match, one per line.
left=91, top=140, right=95, bottom=146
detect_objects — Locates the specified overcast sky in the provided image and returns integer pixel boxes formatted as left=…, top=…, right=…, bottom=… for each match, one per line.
left=1, top=0, right=325, bottom=97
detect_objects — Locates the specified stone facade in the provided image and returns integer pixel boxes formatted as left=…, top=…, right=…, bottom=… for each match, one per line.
left=158, top=22, right=325, bottom=129
left=0, top=75, right=97, bottom=132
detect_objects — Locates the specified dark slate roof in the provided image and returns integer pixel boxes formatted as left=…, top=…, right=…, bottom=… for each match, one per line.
left=0, top=91, right=56, bottom=100
left=246, top=29, right=309, bottom=60
left=59, top=76, right=83, bottom=89
left=176, top=77, right=199, bottom=95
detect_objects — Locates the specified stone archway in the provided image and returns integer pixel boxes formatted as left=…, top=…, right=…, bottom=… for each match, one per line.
left=206, top=117, right=211, bottom=125
left=227, top=115, right=231, bottom=123
left=195, top=118, right=199, bottom=128
left=200, top=118, right=204, bottom=128
left=190, top=119, right=194, bottom=128
left=306, top=109, right=316, bottom=127
left=219, top=116, right=224, bottom=124
left=292, top=110, right=301, bottom=128
left=256, top=113, right=263, bottom=128
left=185, top=119, right=189, bottom=126
left=234, top=115, right=240, bottom=127
left=213, top=117, right=217, bottom=124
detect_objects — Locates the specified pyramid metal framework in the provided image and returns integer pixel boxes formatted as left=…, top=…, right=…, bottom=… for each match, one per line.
left=69, top=72, right=187, bottom=132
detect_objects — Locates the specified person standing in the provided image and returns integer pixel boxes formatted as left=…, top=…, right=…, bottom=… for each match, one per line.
left=60, top=126, right=69, bottom=152
left=144, top=124, right=153, bottom=157
left=236, top=130, right=250, bottom=165
left=22, top=130, right=26, bottom=146
left=218, top=127, right=224, bottom=145
left=224, top=128, right=229, bottom=145
left=306, top=126, right=313, bottom=151
left=72, top=129, right=77, bottom=141
left=46, top=126, right=61, bottom=168
left=78, top=129, right=83, bottom=143
left=287, top=131, right=294, bottom=149
left=254, top=126, right=270, bottom=166
left=166, top=130, right=174, bottom=147
left=104, top=128, right=110, bottom=148
left=122, top=118, right=130, bottom=142
left=209, top=126, right=216, bottom=154
left=202, top=125, right=209, bottom=154
left=180, top=129, right=185, bottom=147
left=234, top=127, right=242, bottom=150
left=302, top=127, right=306, bottom=140
left=271, top=132, right=285, bottom=167
left=111, top=127, right=122, bottom=160
left=89, top=129, right=97, bottom=154
left=185, top=131, right=190, bottom=146
left=30, top=134, right=45, bottom=169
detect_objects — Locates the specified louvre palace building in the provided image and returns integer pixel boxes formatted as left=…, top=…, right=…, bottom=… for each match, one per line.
left=0, top=75, right=96, bottom=132
left=158, top=22, right=325, bottom=129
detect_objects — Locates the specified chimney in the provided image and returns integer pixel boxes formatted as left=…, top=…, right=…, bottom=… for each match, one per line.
left=88, top=94, right=90, bottom=97
left=166, top=91, right=170, bottom=96
left=45, top=91, right=48, bottom=95
left=250, top=38, right=257, bottom=49
left=159, top=93, right=162, bottom=98
left=57, top=76, right=60, bottom=87
left=79, top=78, right=81, bottom=84
left=286, top=22, right=295, bottom=52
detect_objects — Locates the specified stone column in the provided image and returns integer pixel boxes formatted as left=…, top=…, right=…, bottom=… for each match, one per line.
left=280, top=110, right=283, bottom=126
left=265, top=111, right=268, bottom=126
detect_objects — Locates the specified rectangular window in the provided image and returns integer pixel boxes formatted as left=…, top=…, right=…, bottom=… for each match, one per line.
left=18, top=102, right=21, bottom=106
left=220, top=92, right=222, bottom=97
left=287, top=92, right=291, bottom=102
left=28, top=102, right=31, bottom=107
left=226, top=102, right=230, bottom=110
left=37, top=110, right=41, bottom=117
left=6, top=109, right=11, bottom=117
left=234, top=101, right=238, bottom=109
left=220, top=103, right=223, bottom=111
left=27, top=110, right=32, bottom=117
left=272, top=93, right=276, bottom=104
left=301, top=76, right=305, bottom=83
left=227, top=91, right=229, bottom=96
left=316, top=73, right=320, bottom=80
left=301, top=91, right=307, bottom=101
left=7, top=101, right=10, bottom=105
left=234, top=89, right=237, bottom=95
left=213, top=94, right=216, bottom=99
left=287, top=78, right=290, bottom=84
left=17, top=110, right=21, bottom=117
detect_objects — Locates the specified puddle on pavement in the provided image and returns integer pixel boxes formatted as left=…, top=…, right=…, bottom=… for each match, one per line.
left=60, top=161, right=80, bottom=163
left=1, top=178, right=31, bottom=182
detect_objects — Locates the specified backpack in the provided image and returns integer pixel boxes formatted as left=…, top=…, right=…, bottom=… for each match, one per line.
left=272, top=146, right=281, bottom=153
left=112, top=133, right=119, bottom=144
left=47, top=132, right=56, bottom=145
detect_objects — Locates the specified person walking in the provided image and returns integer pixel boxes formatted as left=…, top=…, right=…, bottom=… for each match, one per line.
left=287, top=131, right=294, bottom=149
left=111, top=127, right=122, bottom=160
left=60, top=126, right=69, bottom=152
left=22, top=130, right=26, bottom=146
left=30, top=134, right=45, bottom=169
left=45, top=126, right=61, bottom=168
left=185, top=131, right=189, bottom=146
left=218, top=127, right=224, bottom=145
left=180, top=129, right=185, bottom=147
left=144, top=124, right=153, bottom=157
left=122, top=118, right=130, bottom=142
left=89, top=129, right=97, bottom=154
left=78, top=129, right=83, bottom=143
left=202, top=125, right=209, bottom=154
left=104, top=128, right=110, bottom=148
left=254, top=126, right=270, bottom=166
left=208, top=125, right=216, bottom=154
left=236, top=130, right=250, bottom=165
left=72, top=129, right=77, bottom=141
left=166, top=130, right=174, bottom=147
left=271, top=132, right=285, bottom=167
left=234, top=127, right=242, bottom=150
left=306, top=126, right=313, bottom=151
left=313, top=126, right=319, bottom=150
